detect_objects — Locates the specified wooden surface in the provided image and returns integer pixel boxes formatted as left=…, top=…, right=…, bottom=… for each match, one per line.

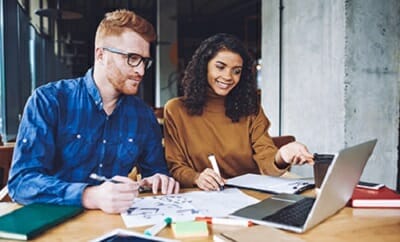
left=0, top=189, right=399, bottom=242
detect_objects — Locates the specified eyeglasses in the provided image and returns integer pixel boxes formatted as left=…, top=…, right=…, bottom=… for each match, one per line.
left=102, top=47, right=153, bottom=69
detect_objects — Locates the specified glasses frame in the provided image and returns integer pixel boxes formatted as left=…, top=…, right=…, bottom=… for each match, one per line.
left=102, top=47, right=153, bottom=69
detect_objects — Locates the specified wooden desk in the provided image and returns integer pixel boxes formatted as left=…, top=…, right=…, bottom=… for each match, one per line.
left=1, top=189, right=399, bottom=241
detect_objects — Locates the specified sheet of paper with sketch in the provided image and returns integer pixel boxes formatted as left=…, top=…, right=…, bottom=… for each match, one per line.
left=121, top=188, right=259, bottom=228
left=121, top=195, right=199, bottom=227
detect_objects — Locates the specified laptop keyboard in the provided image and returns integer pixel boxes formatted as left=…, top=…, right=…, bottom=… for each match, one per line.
left=262, top=197, right=315, bottom=227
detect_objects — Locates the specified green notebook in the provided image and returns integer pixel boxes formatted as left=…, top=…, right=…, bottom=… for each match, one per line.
left=0, top=203, right=84, bottom=240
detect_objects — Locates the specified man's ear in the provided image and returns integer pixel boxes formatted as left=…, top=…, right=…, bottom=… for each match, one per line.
left=94, top=47, right=104, bottom=63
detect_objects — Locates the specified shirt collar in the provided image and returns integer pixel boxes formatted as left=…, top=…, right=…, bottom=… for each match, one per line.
left=84, top=68, right=127, bottom=112
left=84, top=68, right=103, bottom=111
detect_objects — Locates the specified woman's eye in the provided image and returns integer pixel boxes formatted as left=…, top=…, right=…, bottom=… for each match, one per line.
left=233, top=68, right=242, bottom=75
left=216, top=64, right=224, bottom=70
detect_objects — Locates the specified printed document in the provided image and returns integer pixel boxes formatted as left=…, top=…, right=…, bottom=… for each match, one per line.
left=226, top=173, right=315, bottom=194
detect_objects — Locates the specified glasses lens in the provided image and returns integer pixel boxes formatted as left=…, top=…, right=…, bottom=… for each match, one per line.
left=128, top=54, right=142, bottom=67
left=128, top=54, right=153, bottom=69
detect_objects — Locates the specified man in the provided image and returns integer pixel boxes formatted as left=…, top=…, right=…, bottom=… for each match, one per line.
left=8, top=9, right=179, bottom=214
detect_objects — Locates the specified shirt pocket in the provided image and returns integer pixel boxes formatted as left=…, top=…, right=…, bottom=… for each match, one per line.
left=58, top=133, right=94, bottom=168
left=116, top=138, right=141, bottom=170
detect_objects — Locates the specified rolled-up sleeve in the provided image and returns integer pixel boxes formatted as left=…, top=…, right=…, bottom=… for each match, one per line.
left=8, top=88, right=87, bottom=205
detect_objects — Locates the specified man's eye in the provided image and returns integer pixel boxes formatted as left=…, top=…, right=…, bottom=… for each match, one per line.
left=130, top=55, right=141, bottom=62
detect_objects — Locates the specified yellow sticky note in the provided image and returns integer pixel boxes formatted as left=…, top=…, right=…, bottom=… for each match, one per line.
left=171, top=221, right=209, bottom=238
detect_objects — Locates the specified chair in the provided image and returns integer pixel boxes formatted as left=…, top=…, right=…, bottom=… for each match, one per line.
left=0, top=146, right=14, bottom=188
left=271, top=135, right=296, bottom=148
left=153, top=107, right=164, bottom=120
left=271, top=135, right=296, bottom=175
left=153, top=107, right=164, bottom=134
left=0, top=145, right=14, bottom=201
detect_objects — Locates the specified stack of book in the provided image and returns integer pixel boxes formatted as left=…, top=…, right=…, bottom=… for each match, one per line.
left=349, top=185, right=400, bottom=208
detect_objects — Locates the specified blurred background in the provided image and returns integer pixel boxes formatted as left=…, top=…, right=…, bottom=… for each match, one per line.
left=0, top=0, right=398, bottom=191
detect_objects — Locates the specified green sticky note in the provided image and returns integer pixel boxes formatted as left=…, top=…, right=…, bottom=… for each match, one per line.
left=171, top=221, right=208, bottom=238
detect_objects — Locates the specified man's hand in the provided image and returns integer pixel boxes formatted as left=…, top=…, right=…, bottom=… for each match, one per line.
left=139, top=173, right=180, bottom=195
left=82, top=176, right=139, bottom=214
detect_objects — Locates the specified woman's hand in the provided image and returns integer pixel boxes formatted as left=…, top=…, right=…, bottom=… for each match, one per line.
left=194, top=168, right=225, bottom=191
left=275, top=141, right=314, bottom=168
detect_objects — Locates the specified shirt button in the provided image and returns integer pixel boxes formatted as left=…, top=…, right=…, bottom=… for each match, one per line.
left=76, top=134, right=81, bottom=139
left=22, top=138, right=27, bottom=143
left=106, top=117, right=109, bottom=120
left=103, top=139, right=107, bottom=144
left=128, top=138, right=133, bottom=142
left=99, top=164, right=103, bottom=168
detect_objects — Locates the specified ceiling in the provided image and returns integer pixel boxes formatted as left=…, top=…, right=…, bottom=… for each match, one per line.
left=30, top=0, right=261, bottom=76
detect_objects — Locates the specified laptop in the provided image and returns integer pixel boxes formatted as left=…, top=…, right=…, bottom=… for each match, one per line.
left=230, top=139, right=377, bottom=233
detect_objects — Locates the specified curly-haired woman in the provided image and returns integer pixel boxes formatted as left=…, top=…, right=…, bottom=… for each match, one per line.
left=164, top=33, right=314, bottom=191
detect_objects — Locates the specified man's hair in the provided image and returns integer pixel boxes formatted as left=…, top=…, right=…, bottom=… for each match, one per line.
left=95, top=9, right=156, bottom=46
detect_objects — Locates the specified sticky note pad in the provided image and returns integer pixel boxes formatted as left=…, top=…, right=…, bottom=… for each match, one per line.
left=171, top=221, right=208, bottom=238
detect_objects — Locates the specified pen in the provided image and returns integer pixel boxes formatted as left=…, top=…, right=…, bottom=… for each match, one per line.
left=208, top=155, right=224, bottom=190
left=144, top=217, right=172, bottom=236
left=89, top=173, right=151, bottom=193
left=195, top=216, right=253, bottom=227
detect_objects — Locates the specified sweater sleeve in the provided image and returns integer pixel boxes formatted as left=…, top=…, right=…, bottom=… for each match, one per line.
left=250, top=107, right=289, bottom=176
left=163, top=100, right=199, bottom=187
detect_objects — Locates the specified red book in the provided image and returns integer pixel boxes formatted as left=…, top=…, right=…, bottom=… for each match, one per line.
left=349, top=186, right=400, bottom=208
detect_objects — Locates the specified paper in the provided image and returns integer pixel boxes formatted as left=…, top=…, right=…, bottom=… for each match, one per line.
left=226, top=173, right=315, bottom=194
left=182, top=188, right=259, bottom=217
left=121, top=188, right=259, bottom=228
left=121, top=194, right=199, bottom=227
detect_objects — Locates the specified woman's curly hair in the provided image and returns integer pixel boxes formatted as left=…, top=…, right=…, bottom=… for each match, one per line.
left=182, top=33, right=259, bottom=122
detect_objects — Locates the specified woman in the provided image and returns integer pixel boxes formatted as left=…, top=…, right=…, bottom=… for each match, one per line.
left=164, top=33, right=313, bottom=191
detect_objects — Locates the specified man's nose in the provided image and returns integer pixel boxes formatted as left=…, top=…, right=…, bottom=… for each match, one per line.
left=132, top=62, right=146, bottom=76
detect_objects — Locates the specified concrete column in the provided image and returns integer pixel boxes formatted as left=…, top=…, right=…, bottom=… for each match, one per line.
left=261, top=0, right=399, bottom=189
left=344, top=0, right=400, bottom=187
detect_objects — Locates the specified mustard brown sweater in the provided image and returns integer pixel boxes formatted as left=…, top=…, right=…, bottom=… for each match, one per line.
left=164, top=92, right=288, bottom=188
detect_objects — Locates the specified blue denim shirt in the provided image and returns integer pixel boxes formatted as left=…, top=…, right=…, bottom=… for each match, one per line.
left=8, top=69, right=168, bottom=205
